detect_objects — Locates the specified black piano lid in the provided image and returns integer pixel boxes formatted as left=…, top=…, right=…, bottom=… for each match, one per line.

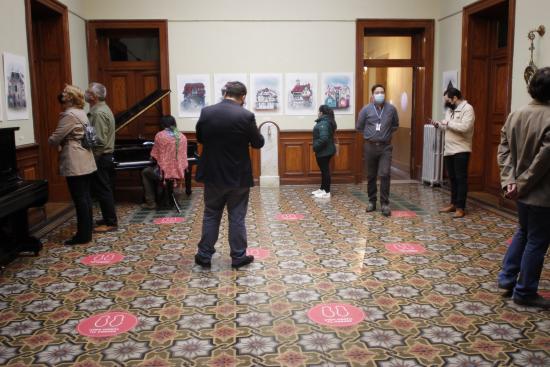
left=115, top=89, right=171, bottom=133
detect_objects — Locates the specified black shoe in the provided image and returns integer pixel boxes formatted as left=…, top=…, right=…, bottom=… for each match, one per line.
left=497, top=282, right=514, bottom=298
left=95, top=219, right=106, bottom=226
left=366, top=202, right=376, bottom=212
left=513, top=294, right=550, bottom=309
left=64, top=238, right=90, bottom=246
left=194, top=254, right=211, bottom=268
left=231, top=255, right=254, bottom=269
left=381, top=205, right=391, bottom=217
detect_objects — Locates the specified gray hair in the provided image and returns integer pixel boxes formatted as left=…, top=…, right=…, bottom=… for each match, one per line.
left=89, top=82, right=107, bottom=101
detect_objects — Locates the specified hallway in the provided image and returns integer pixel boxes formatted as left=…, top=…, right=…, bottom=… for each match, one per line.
left=0, top=183, right=548, bottom=366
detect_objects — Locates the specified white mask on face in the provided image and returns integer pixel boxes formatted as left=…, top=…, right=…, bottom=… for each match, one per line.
left=374, top=93, right=385, bottom=104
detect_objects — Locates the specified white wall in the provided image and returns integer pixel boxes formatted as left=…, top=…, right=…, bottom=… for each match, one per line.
left=0, top=0, right=35, bottom=145
left=0, top=0, right=88, bottom=146
left=82, top=0, right=439, bottom=132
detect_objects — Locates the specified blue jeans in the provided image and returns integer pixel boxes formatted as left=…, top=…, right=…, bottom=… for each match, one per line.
left=196, top=185, right=250, bottom=264
left=498, top=202, right=550, bottom=299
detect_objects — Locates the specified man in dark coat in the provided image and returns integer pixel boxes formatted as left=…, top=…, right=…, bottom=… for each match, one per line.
left=194, top=81, right=264, bottom=268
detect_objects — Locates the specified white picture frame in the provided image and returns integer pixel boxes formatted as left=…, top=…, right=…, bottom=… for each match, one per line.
left=320, top=72, right=354, bottom=115
left=213, top=73, right=248, bottom=107
left=176, top=74, right=210, bottom=118
left=285, top=73, right=318, bottom=115
left=3, top=53, right=30, bottom=121
left=249, top=73, right=283, bottom=115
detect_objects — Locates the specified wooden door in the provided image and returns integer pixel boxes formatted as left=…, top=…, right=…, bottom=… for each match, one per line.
left=96, top=30, right=163, bottom=140
left=26, top=0, right=72, bottom=201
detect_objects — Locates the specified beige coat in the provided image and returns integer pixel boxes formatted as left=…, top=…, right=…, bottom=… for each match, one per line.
left=498, top=100, right=550, bottom=207
left=441, top=100, right=475, bottom=156
left=48, top=107, right=97, bottom=177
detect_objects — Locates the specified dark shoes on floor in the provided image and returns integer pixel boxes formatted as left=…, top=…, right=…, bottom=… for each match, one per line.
left=64, top=237, right=90, bottom=246
left=231, top=255, right=254, bottom=269
left=513, top=294, right=550, bottom=309
left=497, top=282, right=514, bottom=298
left=194, top=254, right=211, bottom=268
left=381, top=205, right=391, bottom=217
left=366, top=202, right=376, bottom=212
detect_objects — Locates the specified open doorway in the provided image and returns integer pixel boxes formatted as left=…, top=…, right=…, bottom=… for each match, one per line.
left=355, top=20, right=434, bottom=182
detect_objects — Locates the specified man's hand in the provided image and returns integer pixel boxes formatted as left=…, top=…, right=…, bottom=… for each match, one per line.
left=504, top=183, right=517, bottom=200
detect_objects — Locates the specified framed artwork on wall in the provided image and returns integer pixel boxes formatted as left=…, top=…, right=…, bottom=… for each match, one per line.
left=3, top=53, right=30, bottom=121
left=249, top=73, right=283, bottom=115
left=177, top=74, right=210, bottom=118
left=285, top=73, right=317, bottom=115
left=213, top=73, right=248, bottom=107
left=320, top=73, right=354, bottom=115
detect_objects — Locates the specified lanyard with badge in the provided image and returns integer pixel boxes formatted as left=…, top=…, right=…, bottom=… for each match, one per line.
left=372, top=105, right=384, bottom=131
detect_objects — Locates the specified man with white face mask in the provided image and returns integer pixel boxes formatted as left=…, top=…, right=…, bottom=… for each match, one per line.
left=356, top=84, right=399, bottom=216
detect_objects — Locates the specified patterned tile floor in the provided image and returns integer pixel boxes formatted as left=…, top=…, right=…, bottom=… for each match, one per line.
left=0, top=183, right=549, bottom=367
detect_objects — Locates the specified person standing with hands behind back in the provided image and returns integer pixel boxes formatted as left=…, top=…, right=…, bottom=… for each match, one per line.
left=497, top=67, right=550, bottom=309
left=431, top=87, right=475, bottom=218
left=311, top=105, right=337, bottom=199
left=356, top=84, right=399, bottom=217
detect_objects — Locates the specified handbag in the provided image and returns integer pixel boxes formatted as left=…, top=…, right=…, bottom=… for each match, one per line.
left=73, top=113, right=98, bottom=149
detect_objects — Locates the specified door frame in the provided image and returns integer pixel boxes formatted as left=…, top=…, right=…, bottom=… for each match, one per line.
left=86, top=19, right=171, bottom=115
left=355, top=19, right=434, bottom=182
left=460, top=0, right=515, bottom=194
left=25, top=0, right=72, bottom=200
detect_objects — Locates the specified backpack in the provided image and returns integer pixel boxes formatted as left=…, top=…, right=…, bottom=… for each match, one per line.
left=72, top=112, right=98, bottom=149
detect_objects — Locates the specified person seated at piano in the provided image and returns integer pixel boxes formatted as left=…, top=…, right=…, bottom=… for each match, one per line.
left=48, top=85, right=97, bottom=245
left=141, top=115, right=188, bottom=209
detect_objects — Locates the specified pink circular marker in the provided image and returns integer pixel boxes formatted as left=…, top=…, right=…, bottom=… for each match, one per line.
left=81, top=252, right=125, bottom=266
left=246, top=248, right=270, bottom=260
left=385, top=243, right=426, bottom=254
left=153, top=217, right=185, bottom=224
left=77, top=311, right=138, bottom=338
left=275, top=214, right=304, bottom=221
left=308, top=303, right=365, bottom=327
left=391, top=211, right=417, bottom=218
left=539, top=290, right=550, bottom=298
left=506, top=238, right=512, bottom=246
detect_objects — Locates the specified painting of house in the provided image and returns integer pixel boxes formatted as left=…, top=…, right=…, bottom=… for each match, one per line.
left=250, top=74, right=283, bottom=115
left=321, top=73, right=354, bottom=114
left=214, top=73, right=248, bottom=106
left=3, top=53, right=30, bottom=120
left=285, top=73, right=317, bottom=115
left=177, top=74, right=210, bottom=118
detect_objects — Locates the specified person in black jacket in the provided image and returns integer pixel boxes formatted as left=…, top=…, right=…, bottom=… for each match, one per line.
left=311, top=105, right=337, bottom=198
left=194, top=81, right=265, bottom=269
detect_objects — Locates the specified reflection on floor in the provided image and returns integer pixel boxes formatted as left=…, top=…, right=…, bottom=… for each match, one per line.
left=1, top=183, right=548, bottom=366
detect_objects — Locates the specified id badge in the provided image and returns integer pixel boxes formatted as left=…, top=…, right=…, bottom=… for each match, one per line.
left=376, top=123, right=381, bottom=131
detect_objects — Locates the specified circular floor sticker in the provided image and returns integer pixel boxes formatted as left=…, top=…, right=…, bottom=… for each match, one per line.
left=506, top=238, right=513, bottom=246
left=540, top=291, right=550, bottom=298
left=153, top=217, right=185, bottom=224
left=77, top=311, right=138, bottom=338
left=81, top=252, right=125, bottom=266
left=275, top=214, right=304, bottom=221
left=246, top=248, right=270, bottom=260
left=386, top=243, right=426, bottom=254
left=308, top=303, right=365, bottom=327
left=391, top=211, right=417, bottom=218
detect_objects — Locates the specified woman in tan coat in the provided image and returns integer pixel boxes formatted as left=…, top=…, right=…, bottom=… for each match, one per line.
left=49, top=85, right=97, bottom=245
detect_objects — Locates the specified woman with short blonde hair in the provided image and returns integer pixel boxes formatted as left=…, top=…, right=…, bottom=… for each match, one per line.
left=49, top=84, right=97, bottom=245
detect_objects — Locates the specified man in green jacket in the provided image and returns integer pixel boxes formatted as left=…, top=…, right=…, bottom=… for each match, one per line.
left=85, top=82, right=118, bottom=232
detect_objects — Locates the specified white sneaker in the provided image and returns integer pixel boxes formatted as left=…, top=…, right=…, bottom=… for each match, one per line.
left=311, top=189, right=323, bottom=195
left=314, top=191, right=331, bottom=198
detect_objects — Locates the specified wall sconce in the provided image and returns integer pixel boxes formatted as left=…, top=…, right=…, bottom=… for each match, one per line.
left=524, top=25, right=545, bottom=84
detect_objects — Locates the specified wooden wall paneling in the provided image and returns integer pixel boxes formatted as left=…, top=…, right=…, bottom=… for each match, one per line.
left=16, top=144, right=40, bottom=180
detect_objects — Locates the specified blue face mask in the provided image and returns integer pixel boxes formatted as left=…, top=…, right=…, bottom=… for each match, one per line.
left=374, top=94, right=385, bottom=104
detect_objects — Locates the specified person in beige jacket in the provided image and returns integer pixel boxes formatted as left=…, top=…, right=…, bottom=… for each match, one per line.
left=432, top=87, right=475, bottom=218
left=49, top=85, right=97, bottom=245
left=497, top=67, right=550, bottom=309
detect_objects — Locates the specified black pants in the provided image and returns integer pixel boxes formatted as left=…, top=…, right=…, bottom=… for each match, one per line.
left=315, top=155, right=333, bottom=193
left=364, top=142, right=392, bottom=205
left=66, top=174, right=93, bottom=242
left=91, top=154, right=118, bottom=226
left=444, top=152, right=470, bottom=209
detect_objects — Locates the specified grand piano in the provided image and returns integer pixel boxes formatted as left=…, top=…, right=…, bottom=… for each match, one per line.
left=112, top=89, right=198, bottom=199
left=0, top=127, right=48, bottom=269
